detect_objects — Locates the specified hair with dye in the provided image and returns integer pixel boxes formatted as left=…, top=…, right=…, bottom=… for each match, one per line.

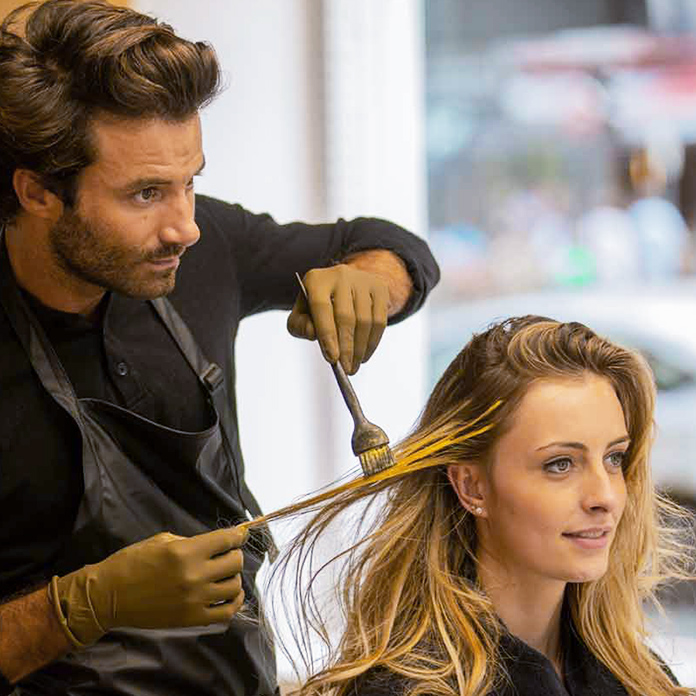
left=0, top=0, right=221, bottom=223
left=265, top=316, right=695, bottom=696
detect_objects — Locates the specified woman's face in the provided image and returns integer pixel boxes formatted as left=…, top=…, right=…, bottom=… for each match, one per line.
left=475, top=374, right=629, bottom=588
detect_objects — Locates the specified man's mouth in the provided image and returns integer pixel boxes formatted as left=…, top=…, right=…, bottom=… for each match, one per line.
left=147, top=247, right=185, bottom=265
left=148, top=256, right=181, bottom=269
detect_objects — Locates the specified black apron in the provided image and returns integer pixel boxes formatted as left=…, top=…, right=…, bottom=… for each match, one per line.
left=0, top=237, right=278, bottom=695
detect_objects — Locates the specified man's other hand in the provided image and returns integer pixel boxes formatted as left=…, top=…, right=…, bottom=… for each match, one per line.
left=50, top=526, right=248, bottom=649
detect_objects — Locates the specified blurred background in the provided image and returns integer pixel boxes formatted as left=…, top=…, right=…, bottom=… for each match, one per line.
left=424, top=1, right=696, bottom=683
left=2, top=0, right=694, bottom=686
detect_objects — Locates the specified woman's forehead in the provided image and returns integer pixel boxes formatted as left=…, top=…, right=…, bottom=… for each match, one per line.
left=495, top=375, right=628, bottom=456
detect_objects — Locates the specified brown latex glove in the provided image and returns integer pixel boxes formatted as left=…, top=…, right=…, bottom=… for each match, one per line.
left=287, top=265, right=390, bottom=375
left=49, top=527, right=247, bottom=649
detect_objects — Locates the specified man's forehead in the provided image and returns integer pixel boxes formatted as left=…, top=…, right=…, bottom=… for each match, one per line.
left=88, top=114, right=203, bottom=179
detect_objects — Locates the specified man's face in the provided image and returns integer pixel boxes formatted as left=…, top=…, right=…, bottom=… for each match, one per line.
left=49, top=114, right=204, bottom=299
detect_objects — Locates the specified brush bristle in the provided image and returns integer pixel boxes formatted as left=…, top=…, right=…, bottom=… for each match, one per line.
left=358, top=445, right=395, bottom=477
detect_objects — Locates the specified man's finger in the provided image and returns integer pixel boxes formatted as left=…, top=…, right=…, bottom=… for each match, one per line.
left=330, top=284, right=356, bottom=373
left=287, top=309, right=316, bottom=341
left=207, top=547, right=244, bottom=580
left=193, top=526, right=249, bottom=559
left=308, top=294, right=340, bottom=363
left=351, top=291, right=373, bottom=373
left=364, top=287, right=389, bottom=362
left=207, top=573, right=244, bottom=604
left=203, top=589, right=246, bottom=625
left=287, top=295, right=318, bottom=340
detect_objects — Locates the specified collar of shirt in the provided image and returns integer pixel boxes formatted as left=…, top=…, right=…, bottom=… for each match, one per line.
left=496, top=618, right=629, bottom=696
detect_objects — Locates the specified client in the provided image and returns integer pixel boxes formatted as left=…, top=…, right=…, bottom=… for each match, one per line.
left=270, top=315, right=694, bottom=696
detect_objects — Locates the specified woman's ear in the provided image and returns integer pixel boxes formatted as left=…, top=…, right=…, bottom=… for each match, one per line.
left=13, top=169, right=64, bottom=222
left=447, top=463, right=488, bottom=518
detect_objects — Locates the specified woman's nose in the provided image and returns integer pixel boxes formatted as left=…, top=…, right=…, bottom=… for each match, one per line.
left=581, top=464, right=625, bottom=513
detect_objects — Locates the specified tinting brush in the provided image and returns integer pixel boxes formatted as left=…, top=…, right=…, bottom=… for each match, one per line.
left=295, top=273, right=396, bottom=477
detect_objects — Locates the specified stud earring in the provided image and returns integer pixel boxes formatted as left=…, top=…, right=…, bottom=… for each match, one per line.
left=473, top=506, right=483, bottom=515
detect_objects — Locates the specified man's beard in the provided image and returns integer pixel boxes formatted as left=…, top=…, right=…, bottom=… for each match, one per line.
left=49, top=208, right=186, bottom=299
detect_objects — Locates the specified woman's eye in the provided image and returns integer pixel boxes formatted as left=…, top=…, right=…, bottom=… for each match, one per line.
left=544, top=457, right=572, bottom=474
left=607, top=451, right=627, bottom=469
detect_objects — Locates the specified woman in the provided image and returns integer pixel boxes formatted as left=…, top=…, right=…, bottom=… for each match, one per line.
left=267, top=315, right=695, bottom=696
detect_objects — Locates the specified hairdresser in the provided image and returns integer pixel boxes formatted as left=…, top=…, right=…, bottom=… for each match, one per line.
left=0, top=2, right=439, bottom=694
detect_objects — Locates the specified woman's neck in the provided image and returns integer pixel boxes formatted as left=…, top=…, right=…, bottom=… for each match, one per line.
left=477, top=557, right=566, bottom=675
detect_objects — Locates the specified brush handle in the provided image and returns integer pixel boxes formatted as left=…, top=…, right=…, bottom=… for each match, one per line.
left=294, top=272, right=369, bottom=429
left=330, top=360, right=369, bottom=428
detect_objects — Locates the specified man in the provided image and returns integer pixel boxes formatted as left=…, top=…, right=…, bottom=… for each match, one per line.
left=0, top=1, right=439, bottom=695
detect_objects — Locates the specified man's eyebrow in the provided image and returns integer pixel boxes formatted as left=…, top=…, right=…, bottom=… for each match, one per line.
left=121, top=158, right=206, bottom=191
left=536, top=435, right=631, bottom=452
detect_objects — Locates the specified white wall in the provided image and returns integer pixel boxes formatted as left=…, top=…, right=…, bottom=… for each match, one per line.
left=321, top=0, right=429, bottom=476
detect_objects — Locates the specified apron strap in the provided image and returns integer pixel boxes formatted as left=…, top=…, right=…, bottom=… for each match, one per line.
left=150, top=297, right=277, bottom=560
left=0, top=230, right=86, bottom=423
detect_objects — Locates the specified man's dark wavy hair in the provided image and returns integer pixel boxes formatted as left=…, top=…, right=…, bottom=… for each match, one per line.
left=0, top=0, right=221, bottom=223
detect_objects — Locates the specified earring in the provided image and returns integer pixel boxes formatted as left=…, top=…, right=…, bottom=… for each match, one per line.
left=473, top=506, right=483, bottom=515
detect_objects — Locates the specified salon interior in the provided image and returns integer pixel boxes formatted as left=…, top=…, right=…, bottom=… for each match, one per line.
left=2, top=0, right=694, bottom=688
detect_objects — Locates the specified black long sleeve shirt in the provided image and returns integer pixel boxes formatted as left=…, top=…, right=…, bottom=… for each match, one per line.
left=0, top=194, right=440, bottom=599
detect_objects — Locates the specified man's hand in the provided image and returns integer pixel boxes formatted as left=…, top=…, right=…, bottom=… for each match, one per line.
left=50, top=526, right=248, bottom=649
left=287, top=264, right=391, bottom=375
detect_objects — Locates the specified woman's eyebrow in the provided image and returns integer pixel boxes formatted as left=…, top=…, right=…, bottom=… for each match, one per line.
left=536, top=441, right=586, bottom=452
left=536, top=435, right=631, bottom=452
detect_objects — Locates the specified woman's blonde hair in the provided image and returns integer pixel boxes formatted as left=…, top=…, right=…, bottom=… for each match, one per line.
left=271, top=316, right=695, bottom=696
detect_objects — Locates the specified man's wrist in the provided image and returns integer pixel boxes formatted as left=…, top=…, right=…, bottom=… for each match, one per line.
left=0, top=584, right=73, bottom=684
left=48, top=575, right=98, bottom=650
left=341, top=249, right=413, bottom=316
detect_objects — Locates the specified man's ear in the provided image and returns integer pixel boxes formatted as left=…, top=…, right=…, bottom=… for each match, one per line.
left=447, top=462, right=488, bottom=518
left=12, top=169, right=64, bottom=222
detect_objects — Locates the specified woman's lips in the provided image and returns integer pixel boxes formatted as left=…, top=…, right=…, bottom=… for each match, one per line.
left=562, top=527, right=612, bottom=549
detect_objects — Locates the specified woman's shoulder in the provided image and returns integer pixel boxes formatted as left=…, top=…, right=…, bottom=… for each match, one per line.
left=329, top=642, right=680, bottom=696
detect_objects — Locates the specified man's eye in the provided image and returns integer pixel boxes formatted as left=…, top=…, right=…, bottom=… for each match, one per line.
left=134, top=187, right=159, bottom=203
left=544, top=457, right=572, bottom=474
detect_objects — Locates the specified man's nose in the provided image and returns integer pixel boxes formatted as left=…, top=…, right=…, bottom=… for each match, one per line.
left=160, top=192, right=200, bottom=248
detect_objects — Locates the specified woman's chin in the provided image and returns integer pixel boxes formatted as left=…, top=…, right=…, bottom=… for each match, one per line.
left=563, top=563, right=609, bottom=584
